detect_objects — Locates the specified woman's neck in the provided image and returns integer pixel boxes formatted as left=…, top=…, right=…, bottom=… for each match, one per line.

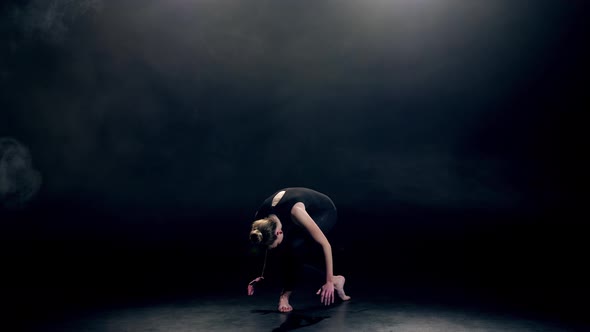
left=268, top=214, right=280, bottom=225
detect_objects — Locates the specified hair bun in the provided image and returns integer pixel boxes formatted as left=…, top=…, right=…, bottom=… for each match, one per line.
left=250, top=229, right=263, bottom=244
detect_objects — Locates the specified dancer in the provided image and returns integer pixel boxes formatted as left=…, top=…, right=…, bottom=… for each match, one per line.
left=247, top=187, right=350, bottom=312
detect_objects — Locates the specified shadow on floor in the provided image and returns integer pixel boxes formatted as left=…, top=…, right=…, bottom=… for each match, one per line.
left=252, top=304, right=334, bottom=331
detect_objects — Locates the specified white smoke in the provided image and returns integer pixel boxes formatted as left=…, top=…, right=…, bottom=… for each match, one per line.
left=14, top=0, right=103, bottom=42
left=0, top=137, right=42, bottom=208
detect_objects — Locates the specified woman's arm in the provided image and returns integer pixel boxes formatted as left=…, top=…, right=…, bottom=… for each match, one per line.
left=290, top=202, right=335, bottom=305
left=247, top=276, right=264, bottom=296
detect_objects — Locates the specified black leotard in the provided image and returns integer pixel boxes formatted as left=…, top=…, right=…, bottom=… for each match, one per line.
left=254, top=187, right=337, bottom=249
left=254, top=187, right=338, bottom=291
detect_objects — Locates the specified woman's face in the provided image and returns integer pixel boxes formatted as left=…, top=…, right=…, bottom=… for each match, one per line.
left=268, top=224, right=283, bottom=249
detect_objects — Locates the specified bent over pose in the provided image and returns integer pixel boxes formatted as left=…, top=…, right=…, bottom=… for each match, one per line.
left=247, top=187, right=351, bottom=312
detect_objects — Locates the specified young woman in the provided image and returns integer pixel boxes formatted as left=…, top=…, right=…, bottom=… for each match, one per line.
left=247, top=187, right=350, bottom=312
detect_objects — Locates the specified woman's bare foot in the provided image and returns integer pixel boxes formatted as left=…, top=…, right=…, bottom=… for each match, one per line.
left=333, top=275, right=351, bottom=301
left=278, top=293, right=293, bottom=312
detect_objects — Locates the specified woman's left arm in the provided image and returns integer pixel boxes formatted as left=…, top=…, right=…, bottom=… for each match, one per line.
left=291, top=202, right=335, bottom=305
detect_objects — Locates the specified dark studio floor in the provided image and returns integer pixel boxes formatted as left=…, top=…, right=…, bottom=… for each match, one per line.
left=7, top=208, right=589, bottom=332
left=21, top=281, right=589, bottom=332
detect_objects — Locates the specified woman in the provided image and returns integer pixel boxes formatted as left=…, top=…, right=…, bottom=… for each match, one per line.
left=247, top=187, right=351, bottom=312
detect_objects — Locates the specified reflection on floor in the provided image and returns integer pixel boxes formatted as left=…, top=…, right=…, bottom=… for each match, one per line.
left=31, top=289, right=585, bottom=332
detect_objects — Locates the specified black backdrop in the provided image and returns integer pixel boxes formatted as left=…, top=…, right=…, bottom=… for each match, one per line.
left=1, top=0, right=587, bottom=326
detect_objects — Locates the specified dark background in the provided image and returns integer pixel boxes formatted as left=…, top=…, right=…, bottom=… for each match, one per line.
left=1, top=0, right=587, bottom=328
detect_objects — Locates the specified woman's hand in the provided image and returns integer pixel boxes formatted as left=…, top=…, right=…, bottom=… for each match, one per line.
left=316, top=281, right=335, bottom=305
left=247, top=277, right=264, bottom=296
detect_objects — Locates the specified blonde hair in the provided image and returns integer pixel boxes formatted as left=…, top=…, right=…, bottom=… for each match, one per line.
left=250, top=218, right=278, bottom=247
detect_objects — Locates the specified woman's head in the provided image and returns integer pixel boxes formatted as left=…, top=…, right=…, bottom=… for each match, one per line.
left=250, top=217, right=283, bottom=249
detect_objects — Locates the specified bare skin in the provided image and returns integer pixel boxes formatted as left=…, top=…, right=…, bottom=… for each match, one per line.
left=271, top=190, right=286, bottom=207
left=332, top=275, right=351, bottom=301
left=278, top=290, right=293, bottom=312
left=291, top=202, right=336, bottom=305
left=278, top=275, right=351, bottom=312
left=249, top=192, right=351, bottom=312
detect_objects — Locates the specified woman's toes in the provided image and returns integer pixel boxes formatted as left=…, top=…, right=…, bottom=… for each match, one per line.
left=278, top=305, right=292, bottom=312
left=278, top=298, right=293, bottom=312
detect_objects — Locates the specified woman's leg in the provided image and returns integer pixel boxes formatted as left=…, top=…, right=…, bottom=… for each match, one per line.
left=278, top=250, right=301, bottom=312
